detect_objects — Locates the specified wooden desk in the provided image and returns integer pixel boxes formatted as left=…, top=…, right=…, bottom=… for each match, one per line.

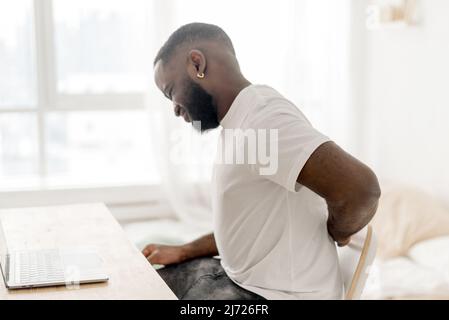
left=0, top=203, right=177, bottom=300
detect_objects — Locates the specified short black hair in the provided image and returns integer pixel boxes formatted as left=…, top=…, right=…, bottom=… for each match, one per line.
left=154, top=23, right=236, bottom=66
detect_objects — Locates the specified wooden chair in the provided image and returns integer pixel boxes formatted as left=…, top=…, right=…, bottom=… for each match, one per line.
left=337, top=225, right=378, bottom=300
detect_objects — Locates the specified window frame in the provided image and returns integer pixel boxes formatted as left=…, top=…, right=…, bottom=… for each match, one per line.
left=0, top=0, right=161, bottom=209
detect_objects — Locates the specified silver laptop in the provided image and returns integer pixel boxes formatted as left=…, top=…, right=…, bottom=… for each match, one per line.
left=0, top=219, right=109, bottom=289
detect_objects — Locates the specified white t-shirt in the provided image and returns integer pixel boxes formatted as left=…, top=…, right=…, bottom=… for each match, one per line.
left=212, top=85, right=344, bottom=300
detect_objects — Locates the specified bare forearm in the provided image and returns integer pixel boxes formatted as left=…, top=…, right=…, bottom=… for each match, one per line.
left=296, top=141, right=381, bottom=245
left=181, top=233, right=218, bottom=261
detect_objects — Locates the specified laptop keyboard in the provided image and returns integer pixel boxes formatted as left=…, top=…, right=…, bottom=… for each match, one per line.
left=15, top=250, right=66, bottom=284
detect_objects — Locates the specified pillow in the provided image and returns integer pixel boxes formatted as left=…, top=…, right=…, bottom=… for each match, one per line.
left=408, top=236, right=449, bottom=277
left=371, top=186, right=449, bottom=260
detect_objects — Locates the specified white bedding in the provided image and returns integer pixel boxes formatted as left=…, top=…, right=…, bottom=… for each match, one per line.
left=362, top=237, right=449, bottom=300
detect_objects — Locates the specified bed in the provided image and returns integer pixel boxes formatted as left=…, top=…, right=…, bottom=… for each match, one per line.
left=363, top=236, right=449, bottom=299
left=362, top=186, right=449, bottom=300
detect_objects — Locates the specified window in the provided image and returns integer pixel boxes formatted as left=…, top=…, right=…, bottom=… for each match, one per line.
left=0, top=0, right=351, bottom=209
left=0, top=113, right=39, bottom=188
left=0, top=0, right=36, bottom=107
left=0, top=0, right=158, bottom=192
left=53, top=0, right=149, bottom=96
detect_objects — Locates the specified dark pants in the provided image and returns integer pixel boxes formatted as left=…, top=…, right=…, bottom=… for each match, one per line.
left=157, top=257, right=266, bottom=300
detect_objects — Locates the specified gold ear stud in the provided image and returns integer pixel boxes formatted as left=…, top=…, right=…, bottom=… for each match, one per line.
left=197, top=72, right=205, bottom=79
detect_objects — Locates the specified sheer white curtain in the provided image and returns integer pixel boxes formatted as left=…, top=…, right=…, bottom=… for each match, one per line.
left=145, top=0, right=352, bottom=236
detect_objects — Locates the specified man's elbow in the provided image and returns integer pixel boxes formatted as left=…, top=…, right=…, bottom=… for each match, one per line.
left=354, top=168, right=381, bottom=224
left=363, top=169, right=381, bottom=205
left=330, top=168, right=381, bottom=238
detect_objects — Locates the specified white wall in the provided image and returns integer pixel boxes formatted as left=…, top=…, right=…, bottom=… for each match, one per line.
left=355, top=0, right=449, bottom=204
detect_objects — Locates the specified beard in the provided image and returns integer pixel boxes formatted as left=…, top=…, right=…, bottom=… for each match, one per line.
left=183, top=78, right=220, bottom=133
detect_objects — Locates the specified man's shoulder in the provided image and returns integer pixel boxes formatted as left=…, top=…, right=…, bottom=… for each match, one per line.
left=243, top=88, right=309, bottom=129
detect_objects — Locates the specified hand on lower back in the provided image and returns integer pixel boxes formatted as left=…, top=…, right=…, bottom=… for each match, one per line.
left=142, top=244, right=187, bottom=266
left=335, top=237, right=352, bottom=247
left=327, top=223, right=352, bottom=247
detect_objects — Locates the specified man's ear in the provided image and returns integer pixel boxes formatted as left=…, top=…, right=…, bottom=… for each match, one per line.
left=187, top=49, right=207, bottom=81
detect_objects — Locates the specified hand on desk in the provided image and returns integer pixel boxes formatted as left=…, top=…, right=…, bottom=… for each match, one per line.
left=142, top=234, right=218, bottom=267
left=142, top=244, right=188, bottom=266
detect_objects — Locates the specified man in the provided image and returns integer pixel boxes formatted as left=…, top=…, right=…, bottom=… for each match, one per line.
left=143, top=23, right=381, bottom=300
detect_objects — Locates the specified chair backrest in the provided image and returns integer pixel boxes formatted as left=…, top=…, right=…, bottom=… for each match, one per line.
left=337, top=225, right=377, bottom=300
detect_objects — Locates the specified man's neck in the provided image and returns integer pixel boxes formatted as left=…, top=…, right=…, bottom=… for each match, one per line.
left=213, top=77, right=252, bottom=122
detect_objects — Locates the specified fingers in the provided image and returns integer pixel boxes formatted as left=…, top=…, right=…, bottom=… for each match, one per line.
left=142, top=244, right=181, bottom=266
left=147, top=249, right=161, bottom=264
left=142, top=244, right=157, bottom=257
left=142, top=244, right=164, bottom=264
left=337, top=237, right=352, bottom=247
